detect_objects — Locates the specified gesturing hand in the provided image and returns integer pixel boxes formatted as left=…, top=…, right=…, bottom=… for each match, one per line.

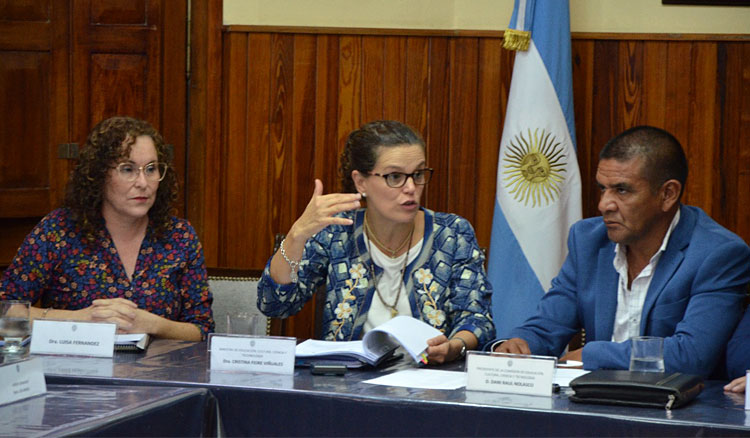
left=288, top=179, right=362, bottom=242
left=270, top=179, right=362, bottom=284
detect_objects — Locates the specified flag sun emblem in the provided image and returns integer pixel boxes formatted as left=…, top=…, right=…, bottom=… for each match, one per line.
left=502, top=128, right=568, bottom=207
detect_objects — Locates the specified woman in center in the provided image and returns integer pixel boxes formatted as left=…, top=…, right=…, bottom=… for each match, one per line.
left=258, top=120, right=494, bottom=363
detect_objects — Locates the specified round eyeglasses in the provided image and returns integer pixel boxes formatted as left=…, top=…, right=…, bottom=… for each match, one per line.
left=369, top=168, right=434, bottom=188
left=113, top=162, right=168, bottom=182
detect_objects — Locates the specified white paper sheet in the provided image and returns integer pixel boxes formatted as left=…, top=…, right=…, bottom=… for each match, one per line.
left=553, top=368, right=589, bottom=387
left=362, top=369, right=467, bottom=390
left=362, top=367, right=590, bottom=390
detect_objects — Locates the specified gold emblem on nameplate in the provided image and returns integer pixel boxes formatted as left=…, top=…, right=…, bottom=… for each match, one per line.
left=502, top=128, right=568, bottom=207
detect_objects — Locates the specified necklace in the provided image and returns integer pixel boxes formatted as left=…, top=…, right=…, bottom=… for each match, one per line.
left=364, top=214, right=414, bottom=258
left=365, top=219, right=414, bottom=319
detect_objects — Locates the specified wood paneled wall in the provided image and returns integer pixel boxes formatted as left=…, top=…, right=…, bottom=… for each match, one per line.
left=572, top=36, right=750, bottom=241
left=208, top=27, right=750, bottom=271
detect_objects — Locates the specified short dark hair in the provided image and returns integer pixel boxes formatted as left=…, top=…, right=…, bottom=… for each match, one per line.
left=338, top=120, right=425, bottom=193
left=65, top=116, right=178, bottom=241
left=600, top=125, right=687, bottom=198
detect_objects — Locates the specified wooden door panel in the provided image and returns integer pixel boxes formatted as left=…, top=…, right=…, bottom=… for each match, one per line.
left=0, top=52, right=50, bottom=190
left=0, top=0, right=50, bottom=21
left=89, top=54, right=149, bottom=120
left=90, top=0, right=146, bottom=25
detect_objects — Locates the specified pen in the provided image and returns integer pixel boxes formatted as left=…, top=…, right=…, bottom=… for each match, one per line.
left=420, top=352, right=429, bottom=365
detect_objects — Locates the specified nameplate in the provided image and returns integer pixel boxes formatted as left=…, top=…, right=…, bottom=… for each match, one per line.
left=208, top=334, right=296, bottom=375
left=30, top=320, right=116, bottom=357
left=466, top=352, right=556, bottom=396
left=0, top=358, right=47, bottom=406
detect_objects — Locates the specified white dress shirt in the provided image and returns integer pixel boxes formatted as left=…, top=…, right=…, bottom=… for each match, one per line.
left=611, top=207, right=681, bottom=343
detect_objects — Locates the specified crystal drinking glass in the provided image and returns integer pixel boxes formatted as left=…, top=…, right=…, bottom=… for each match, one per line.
left=0, top=300, right=31, bottom=354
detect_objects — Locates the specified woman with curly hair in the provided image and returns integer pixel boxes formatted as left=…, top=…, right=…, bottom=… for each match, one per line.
left=0, top=116, right=213, bottom=340
left=258, top=120, right=494, bottom=364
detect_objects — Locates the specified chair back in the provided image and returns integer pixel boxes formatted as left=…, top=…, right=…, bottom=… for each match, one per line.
left=207, top=268, right=269, bottom=335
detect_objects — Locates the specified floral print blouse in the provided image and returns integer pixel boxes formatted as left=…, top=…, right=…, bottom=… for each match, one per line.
left=258, top=208, right=495, bottom=346
left=0, top=208, right=214, bottom=338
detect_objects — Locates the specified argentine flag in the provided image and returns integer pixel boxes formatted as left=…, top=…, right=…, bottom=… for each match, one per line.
left=489, top=0, right=582, bottom=338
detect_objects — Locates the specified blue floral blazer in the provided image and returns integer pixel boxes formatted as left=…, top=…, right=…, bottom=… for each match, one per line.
left=257, top=208, right=495, bottom=346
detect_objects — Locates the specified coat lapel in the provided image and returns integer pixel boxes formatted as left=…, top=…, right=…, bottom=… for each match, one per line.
left=594, top=243, right=619, bottom=341
left=639, top=206, right=693, bottom=334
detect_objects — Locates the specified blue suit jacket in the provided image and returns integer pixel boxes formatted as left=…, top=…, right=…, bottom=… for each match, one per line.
left=507, top=205, right=750, bottom=377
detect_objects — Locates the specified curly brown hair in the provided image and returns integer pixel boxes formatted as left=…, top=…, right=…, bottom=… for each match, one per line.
left=338, top=120, right=425, bottom=193
left=64, top=116, right=178, bottom=241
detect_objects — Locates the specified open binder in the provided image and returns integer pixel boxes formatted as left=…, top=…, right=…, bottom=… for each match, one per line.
left=295, top=316, right=442, bottom=368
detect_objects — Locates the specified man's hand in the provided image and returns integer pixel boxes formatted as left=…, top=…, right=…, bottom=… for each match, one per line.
left=494, top=337, right=531, bottom=355
left=560, top=347, right=583, bottom=367
left=724, top=376, right=746, bottom=393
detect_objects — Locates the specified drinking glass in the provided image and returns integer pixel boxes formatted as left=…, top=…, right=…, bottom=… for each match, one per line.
left=629, top=336, right=665, bottom=372
left=0, top=300, right=31, bottom=354
left=226, top=313, right=266, bottom=335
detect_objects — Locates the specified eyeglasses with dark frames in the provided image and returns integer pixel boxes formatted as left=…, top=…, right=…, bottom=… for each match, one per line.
left=369, top=168, right=434, bottom=188
left=113, top=161, right=168, bottom=182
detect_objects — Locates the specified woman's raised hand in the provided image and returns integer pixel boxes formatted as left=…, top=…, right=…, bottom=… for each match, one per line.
left=270, top=179, right=361, bottom=284
left=287, top=179, right=362, bottom=243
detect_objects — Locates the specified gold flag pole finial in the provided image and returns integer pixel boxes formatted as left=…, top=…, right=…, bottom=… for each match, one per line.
left=503, top=28, right=531, bottom=51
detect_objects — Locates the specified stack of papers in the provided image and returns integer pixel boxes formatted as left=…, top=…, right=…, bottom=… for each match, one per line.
left=114, top=333, right=151, bottom=352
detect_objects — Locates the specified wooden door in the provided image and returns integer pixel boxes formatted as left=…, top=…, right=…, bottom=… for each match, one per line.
left=0, top=0, right=187, bottom=266
left=0, top=0, right=70, bottom=265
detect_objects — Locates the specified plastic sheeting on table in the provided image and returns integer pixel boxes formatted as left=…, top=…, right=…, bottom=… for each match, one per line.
left=0, top=384, right=215, bottom=437
left=41, top=339, right=750, bottom=437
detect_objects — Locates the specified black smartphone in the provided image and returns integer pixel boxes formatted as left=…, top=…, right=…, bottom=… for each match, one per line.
left=310, top=363, right=347, bottom=376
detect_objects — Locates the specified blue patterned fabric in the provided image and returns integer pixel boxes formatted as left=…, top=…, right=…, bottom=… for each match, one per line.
left=258, top=208, right=495, bottom=346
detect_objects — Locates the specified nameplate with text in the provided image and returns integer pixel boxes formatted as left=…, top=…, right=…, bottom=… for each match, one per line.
left=466, top=352, right=556, bottom=396
left=209, top=334, right=296, bottom=375
left=30, top=320, right=116, bottom=357
left=0, top=358, right=47, bottom=406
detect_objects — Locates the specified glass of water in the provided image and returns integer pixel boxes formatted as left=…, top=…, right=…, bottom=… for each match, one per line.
left=629, top=336, right=665, bottom=372
left=226, top=313, right=266, bottom=335
left=0, top=300, right=31, bottom=354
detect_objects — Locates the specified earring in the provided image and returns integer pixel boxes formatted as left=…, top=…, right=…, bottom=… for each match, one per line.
left=361, top=192, right=367, bottom=198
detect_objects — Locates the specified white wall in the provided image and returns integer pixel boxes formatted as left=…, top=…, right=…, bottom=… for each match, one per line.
left=224, top=0, right=750, bottom=34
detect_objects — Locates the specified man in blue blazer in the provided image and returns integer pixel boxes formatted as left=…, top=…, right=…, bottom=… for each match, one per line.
left=493, top=126, right=750, bottom=378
